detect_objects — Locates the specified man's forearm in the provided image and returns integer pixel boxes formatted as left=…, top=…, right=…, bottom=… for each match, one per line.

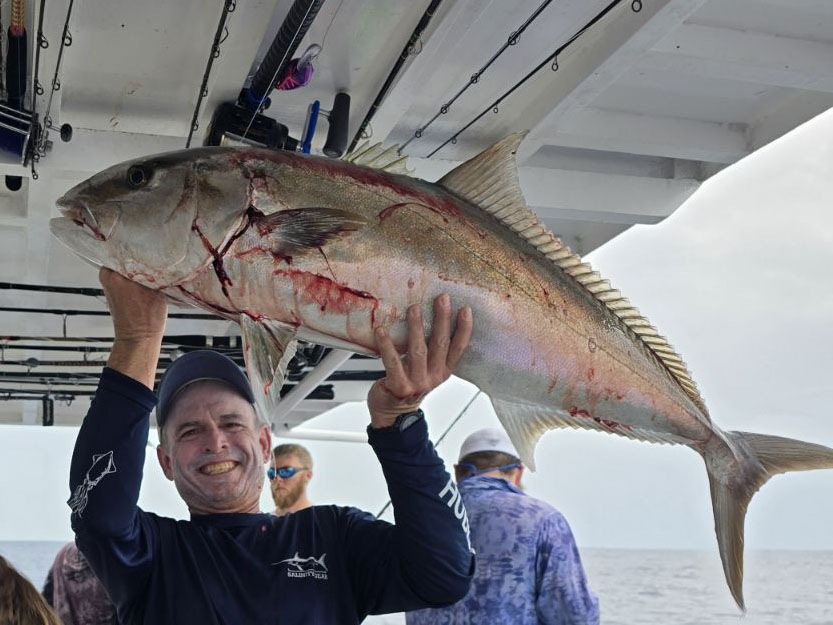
left=369, top=416, right=473, bottom=605
left=107, top=337, right=163, bottom=390
left=69, top=368, right=156, bottom=535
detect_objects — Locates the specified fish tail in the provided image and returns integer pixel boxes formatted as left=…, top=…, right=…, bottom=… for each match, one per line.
left=702, top=431, right=833, bottom=611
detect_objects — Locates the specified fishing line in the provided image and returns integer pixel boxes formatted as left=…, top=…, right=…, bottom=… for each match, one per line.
left=398, top=0, right=554, bottom=154
left=186, top=0, right=237, bottom=148
left=375, top=389, right=481, bottom=519
left=318, top=0, right=345, bottom=53
left=426, top=0, right=627, bottom=158
left=239, top=0, right=319, bottom=144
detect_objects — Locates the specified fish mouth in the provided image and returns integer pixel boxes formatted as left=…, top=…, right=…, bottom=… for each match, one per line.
left=55, top=196, right=106, bottom=241
left=199, top=460, right=239, bottom=476
left=50, top=202, right=108, bottom=269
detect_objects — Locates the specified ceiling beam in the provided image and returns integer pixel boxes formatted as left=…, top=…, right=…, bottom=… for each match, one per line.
left=494, top=0, right=710, bottom=163
left=540, top=107, right=749, bottom=164
left=643, top=23, right=833, bottom=93
left=746, top=90, right=833, bottom=152
left=520, top=166, right=700, bottom=226
left=33, top=129, right=185, bottom=177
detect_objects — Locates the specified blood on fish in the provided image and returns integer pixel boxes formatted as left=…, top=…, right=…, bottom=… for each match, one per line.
left=242, top=309, right=265, bottom=322
left=272, top=252, right=293, bottom=265
left=274, top=268, right=379, bottom=325
left=191, top=220, right=233, bottom=296
left=587, top=368, right=595, bottom=381
left=72, top=218, right=106, bottom=241
left=569, top=407, right=591, bottom=419
left=124, top=271, right=157, bottom=283
left=192, top=206, right=265, bottom=298
left=176, top=286, right=238, bottom=319
left=604, top=387, right=625, bottom=401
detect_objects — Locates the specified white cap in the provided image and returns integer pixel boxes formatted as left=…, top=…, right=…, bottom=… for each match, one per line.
left=458, top=427, right=520, bottom=462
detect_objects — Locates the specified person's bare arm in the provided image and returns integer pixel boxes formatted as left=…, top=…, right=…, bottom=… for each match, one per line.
left=100, top=268, right=168, bottom=389
left=367, top=293, right=472, bottom=428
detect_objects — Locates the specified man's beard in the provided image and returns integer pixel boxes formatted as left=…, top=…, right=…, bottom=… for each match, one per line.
left=273, top=478, right=305, bottom=510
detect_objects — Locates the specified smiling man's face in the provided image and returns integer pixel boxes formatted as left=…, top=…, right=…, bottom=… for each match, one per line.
left=156, top=380, right=270, bottom=515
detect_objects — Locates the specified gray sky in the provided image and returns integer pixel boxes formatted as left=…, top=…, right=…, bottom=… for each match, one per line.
left=1, top=108, right=832, bottom=553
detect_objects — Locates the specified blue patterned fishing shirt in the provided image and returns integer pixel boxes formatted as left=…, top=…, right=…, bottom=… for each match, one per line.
left=406, top=476, right=599, bottom=625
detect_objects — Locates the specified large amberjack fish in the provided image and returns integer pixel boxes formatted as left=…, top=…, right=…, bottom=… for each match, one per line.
left=50, top=134, right=833, bottom=608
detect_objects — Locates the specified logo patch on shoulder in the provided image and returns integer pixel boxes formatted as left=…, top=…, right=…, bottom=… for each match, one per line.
left=274, top=552, right=329, bottom=580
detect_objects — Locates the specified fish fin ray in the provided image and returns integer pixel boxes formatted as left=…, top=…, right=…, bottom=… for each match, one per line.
left=239, top=315, right=298, bottom=424
left=491, top=396, right=690, bottom=470
left=440, top=133, right=707, bottom=416
left=343, top=142, right=413, bottom=175
left=703, top=432, right=833, bottom=611
left=252, top=207, right=367, bottom=256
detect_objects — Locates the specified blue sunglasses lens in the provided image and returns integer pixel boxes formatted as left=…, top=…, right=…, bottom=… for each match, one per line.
left=268, top=466, right=303, bottom=480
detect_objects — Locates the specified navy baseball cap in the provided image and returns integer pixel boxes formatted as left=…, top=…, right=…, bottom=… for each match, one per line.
left=156, top=350, right=255, bottom=429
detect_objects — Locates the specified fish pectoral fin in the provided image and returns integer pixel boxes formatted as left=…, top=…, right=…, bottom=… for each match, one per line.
left=253, top=207, right=367, bottom=256
left=239, top=315, right=298, bottom=425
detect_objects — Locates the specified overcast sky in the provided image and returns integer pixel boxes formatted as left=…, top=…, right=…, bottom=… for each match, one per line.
left=1, top=108, right=832, bottom=557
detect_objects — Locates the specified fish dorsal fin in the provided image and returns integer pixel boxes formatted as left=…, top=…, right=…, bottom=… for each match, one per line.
left=439, top=133, right=708, bottom=416
left=343, top=141, right=413, bottom=175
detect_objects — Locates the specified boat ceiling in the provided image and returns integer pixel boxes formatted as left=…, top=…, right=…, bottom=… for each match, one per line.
left=1, top=0, right=831, bottom=427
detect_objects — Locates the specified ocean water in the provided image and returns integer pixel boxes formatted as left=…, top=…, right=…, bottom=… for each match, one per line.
left=2, top=542, right=831, bottom=624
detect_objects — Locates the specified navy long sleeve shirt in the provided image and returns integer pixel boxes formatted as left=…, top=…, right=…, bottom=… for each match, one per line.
left=69, top=368, right=473, bottom=624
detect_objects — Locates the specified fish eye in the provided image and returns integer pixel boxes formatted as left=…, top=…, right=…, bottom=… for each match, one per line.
left=127, top=165, right=150, bottom=188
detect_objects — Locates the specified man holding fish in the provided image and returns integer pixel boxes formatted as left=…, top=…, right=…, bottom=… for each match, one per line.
left=52, top=131, right=833, bottom=612
left=67, top=268, right=475, bottom=624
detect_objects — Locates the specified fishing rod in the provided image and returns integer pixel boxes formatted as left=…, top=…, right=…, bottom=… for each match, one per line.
left=347, top=0, right=444, bottom=153
left=427, top=0, right=632, bottom=157
left=0, top=281, right=105, bottom=296
left=0, top=334, right=244, bottom=347
left=186, top=0, right=237, bottom=148
left=0, top=368, right=384, bottom=386
left=0, top=385, right=92, bottom=395
left=397, top=0, right=554, bottom=154
left=0, top=305, right=222, bottom=320
left=0, top=380, right=339, bottom=401
left=0, top=358, right=129, bottom=367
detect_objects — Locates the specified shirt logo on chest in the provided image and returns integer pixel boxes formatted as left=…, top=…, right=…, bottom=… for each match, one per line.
left=274, top=552, right=328, bottom=580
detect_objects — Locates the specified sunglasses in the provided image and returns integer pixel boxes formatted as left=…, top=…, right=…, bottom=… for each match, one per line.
left=267, top=466, right=308, bottom=480
left=458, top=462, right=521, bottom=480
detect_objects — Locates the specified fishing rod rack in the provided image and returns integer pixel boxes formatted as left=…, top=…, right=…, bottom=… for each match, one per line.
left=0, top=282, right=384, bottom=423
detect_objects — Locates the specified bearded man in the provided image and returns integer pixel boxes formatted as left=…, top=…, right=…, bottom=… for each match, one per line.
left=269, top=444, right=313, bottom=516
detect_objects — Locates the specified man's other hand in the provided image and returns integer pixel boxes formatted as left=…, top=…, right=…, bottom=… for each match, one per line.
left=100, top=267, right=168, bottom=343
left=367, top=294, right=472, bottom=428
left=101, top=267, right=168, bottom=389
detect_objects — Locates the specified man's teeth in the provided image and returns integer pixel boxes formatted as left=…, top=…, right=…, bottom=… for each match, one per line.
left=201, top=461, right=237, bottom=475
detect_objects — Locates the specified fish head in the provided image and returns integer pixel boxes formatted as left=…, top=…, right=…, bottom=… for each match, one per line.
left=50, top=148, right=251, bottom=286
